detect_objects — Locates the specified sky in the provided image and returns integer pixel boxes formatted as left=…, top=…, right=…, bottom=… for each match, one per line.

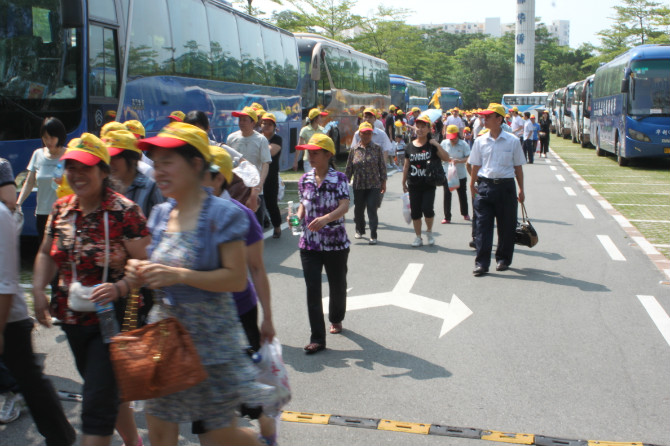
left=246, top=0, right=635, bottom=49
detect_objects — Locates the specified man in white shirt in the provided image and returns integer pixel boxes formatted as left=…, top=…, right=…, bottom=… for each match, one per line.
left=510, top=107, right=524, bottom=142
left=351, top=108, right=394, bottom=168
left=468, top=103, right=525, bottom=276
left=522, top=112, right=536, bottom=164
left=445, top=108, right=466, bottom=137
left=227, top=106, right=271, bottom=226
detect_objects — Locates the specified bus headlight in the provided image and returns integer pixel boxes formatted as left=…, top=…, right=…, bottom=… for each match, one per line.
left=629, top=129, right=651, bottom=142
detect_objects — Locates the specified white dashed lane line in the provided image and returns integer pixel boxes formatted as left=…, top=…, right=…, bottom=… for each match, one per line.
left=555, top=174, right=565, bottom=182
left=637, top=295, right=670, bottom=348
left=576, top=204, right=594, bottom=219
left=564, top=187, right=576, bottom=196
left=550, top=166, right=557, bottom=171
left=597, top=234, right=626, bottom=261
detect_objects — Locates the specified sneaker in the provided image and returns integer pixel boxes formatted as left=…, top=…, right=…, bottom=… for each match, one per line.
left=464, top=215, right=471, bottom=221
left=441, top=219, right=450, bottom=224
left=369, top=238, right=377, bottom=245
left=411, top=237, right=423, bottom=247
left=354, top=232, right=362, bottom=239
left=0, top=392, right=21, bottom=424
left=426, top=232, right=435, bottom=246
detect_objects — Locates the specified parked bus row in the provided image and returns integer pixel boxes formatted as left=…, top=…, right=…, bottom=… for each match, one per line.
left=545, top=44, right=670, bottom=166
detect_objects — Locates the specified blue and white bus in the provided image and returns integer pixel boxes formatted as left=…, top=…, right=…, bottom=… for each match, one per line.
left=431, top=87, right=463, bottom=111
left=0, top=0, right=303, bottom=235
left=390, top=74, right=428, bottom=112
left=501, top=92, right=549, bottom=119
left=295, top=33, right=390, bottom=153
left=591, top=44, right=670, bottom=166
left=571, top=75, right=594, bottom=147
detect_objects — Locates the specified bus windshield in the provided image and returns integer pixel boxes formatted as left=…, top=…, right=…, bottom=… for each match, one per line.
left=440, top=92, right=461, bottom=109
left=391, top=84, right=406, bottom=110
left=0, top=0, right=81, bottom=138
left=629, top=59, right=670, bottom=116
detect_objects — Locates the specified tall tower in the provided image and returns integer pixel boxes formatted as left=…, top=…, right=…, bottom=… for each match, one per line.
left=514, top=0, right=535, bottom=93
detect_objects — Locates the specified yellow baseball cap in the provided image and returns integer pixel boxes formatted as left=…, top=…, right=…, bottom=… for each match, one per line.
left=478, top=103, right=506, bottom=118
left=123, top=120, right=145, bottom=138
left=511, top=107, right=519, bottom=112
left=308, top=108, right=328, bottom=121
left=358, top=122, right=373, bottom=133
left=100, top=121, right=126, bottom=139
left=232, top=106, right=259, bottom=123
left=296, top=133, right=335, bottom=155
left=394, top=120, right=404, bottom=128
left=137, top=122, right=211, bottom=162
left=104, top=130, right=140, bottom=157
left=168, top=111, right=185, bottom=122
left=415, top=114, right=432, bottom=125
left=261, top=113, right=277, bottom=124
left=389, top=104, right=397, bottom=112
left=61, top=133, right=110, bottom=166
left=397, top=110, right=404, bottom=116
left=445, top=124, right=459, bottom=140
left=464, top=127, right=471, bottom=133
left=208, top=145, right=233, bottom=184
left=250, top=102, right=264, bottom=111
left=363, top=107, right=376, bottom=116
left=410, top=107, right=421, bottom=113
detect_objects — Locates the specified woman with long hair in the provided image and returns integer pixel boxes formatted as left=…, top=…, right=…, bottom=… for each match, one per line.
left=402, top=115, right=450, bottom=247
left=126, top=122, right=271, bottom=445
left=32, top=134, right=150, bottom=446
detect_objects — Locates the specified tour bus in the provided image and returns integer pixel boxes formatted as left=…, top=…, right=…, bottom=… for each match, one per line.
left=295, top=33, right=391, bottom=153
left=501, top=92, right=549, bottom=119
left=0, top=0, right=303, bottom=235
left=591, top=44, right=670, bottom=166
left=553, top=87, right=567, bottom=138
left=571, top=75, right=595, bottom=147
left=390, top=74, right=428, bottom=113
left=561, top=82, right=579, bottom=139
left=431, top=87, right=463, bottom=111
left=545, top=90, right=556, bottom=133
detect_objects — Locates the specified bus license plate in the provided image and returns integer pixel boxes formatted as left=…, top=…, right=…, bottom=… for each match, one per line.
left=665, top=148, right=670, bottom=154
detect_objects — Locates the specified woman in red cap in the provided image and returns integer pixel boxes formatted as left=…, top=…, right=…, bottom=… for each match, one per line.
left=32, top=133, right=151, bottom=446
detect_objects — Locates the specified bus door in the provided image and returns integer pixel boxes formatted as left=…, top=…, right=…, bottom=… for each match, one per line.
left=87, top=1, right=122, bottom=135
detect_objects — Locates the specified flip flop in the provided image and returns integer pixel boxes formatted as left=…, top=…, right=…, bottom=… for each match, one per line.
left=303, top=343, right=325, bottom=354
left=329, top=323, right=342, bottom=334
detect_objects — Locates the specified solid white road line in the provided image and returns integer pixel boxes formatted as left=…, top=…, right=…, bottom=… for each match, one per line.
left=612, top=203, right=670, bottom=207
left=637, top=295, right=670, bottom=348
left=632, top=236, right=661, bottom=255
left=629, top=219, right=670, bottom=223
left=555, top=174, right=565, bottom=182
left=564, top=187, right=576, bottom=196
left=577, top=204, right=594, bottom=219
left=597, top=234, right=626, bottom=261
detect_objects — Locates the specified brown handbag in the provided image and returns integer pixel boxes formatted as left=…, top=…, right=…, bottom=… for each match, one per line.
left=109, top=290, right=208, bottom=402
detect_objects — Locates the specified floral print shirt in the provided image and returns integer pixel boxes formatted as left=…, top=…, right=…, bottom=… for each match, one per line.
left=47, top=188, right=149, bottom=325
left=345, top=142, right=387, bottom=190
left=298, top=167, right=350, bottom=252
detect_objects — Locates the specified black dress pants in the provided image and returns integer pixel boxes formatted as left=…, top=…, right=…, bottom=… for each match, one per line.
left=300, top=248, right=349, bottom=345
left=353, top=188, right=380, bottom=239
left=443, top=178, right=468, bottom=220
left=473, top=179, right=518, bottom=269
left=3, top=319, right=76, bottom=446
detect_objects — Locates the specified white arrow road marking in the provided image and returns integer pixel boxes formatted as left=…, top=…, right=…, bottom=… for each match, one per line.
left=637, top=295, right=670, bottom=348
left=323, top=263, right=472, bottom=338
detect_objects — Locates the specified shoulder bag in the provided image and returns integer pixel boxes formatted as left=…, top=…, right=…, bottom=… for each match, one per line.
left=515, top=203, right=538, bottom=248
left=109, top=289, right=208, bottom=402
left=425, top=146, right=446, bottom=187
left=67, top=212, right=109, bottom=313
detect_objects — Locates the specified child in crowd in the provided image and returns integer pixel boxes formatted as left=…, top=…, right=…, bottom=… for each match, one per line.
left=394, top=134, right=406, bottom=172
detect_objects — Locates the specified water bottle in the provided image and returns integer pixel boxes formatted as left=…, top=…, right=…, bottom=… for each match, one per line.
left=287, top=201, right=302, bottom=236
left=52, top=163, right=63, bottom=191
left=95, top=300, right=119, bottom=344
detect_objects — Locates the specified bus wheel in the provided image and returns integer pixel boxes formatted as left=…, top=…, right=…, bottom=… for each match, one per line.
left=595, top=129, right=605, bottom=156
left=572, top=131, right=577, bottom=144
left=580, top=133, right=589, bottom=148
left=616, top=135, right=629, bottom=166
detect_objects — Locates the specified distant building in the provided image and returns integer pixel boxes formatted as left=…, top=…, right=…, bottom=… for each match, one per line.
left=415, top=18, right=570, bottom=46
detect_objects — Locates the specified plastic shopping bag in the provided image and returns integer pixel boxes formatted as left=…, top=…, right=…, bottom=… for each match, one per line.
left=401, top=192, right=411, bottom=224
left=447, top=163, right=460, bottom=191
left=277, top=176, right=285, bottom=201
left=256, top=338, right=291, bottom=416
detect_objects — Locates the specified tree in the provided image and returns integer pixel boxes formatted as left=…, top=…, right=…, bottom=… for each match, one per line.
left=232, top=0, right=283, bottom=17
left=281, top=0, right=364, bottom=40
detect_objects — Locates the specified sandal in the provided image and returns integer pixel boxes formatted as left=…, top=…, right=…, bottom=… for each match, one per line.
left=303, top=343, right=325, bottom=354
left=329, top=323, right=342, bottom=334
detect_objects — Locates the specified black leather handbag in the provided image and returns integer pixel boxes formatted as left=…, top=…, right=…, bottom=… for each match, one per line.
left=515, top=203, right=538, bottom=248
left=425, top=156, right=446, bottom=186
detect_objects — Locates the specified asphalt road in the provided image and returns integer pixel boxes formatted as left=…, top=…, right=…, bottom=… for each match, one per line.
left=2, top=151, right=669, bottom=446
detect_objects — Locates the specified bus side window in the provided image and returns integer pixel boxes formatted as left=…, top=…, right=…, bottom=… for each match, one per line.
left=261, top=27, right=284, bottom=88
left=207, top=4, right=241, bottom=82
left=237, top=16, right=266, bottom=85
left=88, top=25, right=118, bottom=98
left=281, top=34, right=299, bottom=89
left=167, top=0, right=211, bottom=78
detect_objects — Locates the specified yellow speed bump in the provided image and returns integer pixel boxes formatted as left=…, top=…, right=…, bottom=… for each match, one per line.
left=482, top=430, right=534, bottom=444
left=588, top=442, right=644, bottom=446
left=378, top=419, right=430, bottom=435
left=281, top=411, right=330, bottom=424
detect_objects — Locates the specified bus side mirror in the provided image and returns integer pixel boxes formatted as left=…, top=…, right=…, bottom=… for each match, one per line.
left=620, top=79, right=629, bottom=93
left=310, top=43, right=322, bottom=81
left=61, top=0, right=84, bottom=28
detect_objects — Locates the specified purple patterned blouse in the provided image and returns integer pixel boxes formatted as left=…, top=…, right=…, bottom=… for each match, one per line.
left=298, top=167, right=351, bottom=251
